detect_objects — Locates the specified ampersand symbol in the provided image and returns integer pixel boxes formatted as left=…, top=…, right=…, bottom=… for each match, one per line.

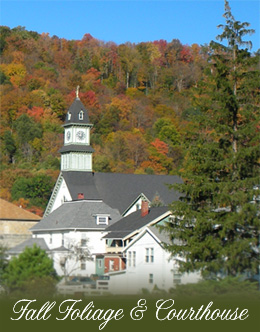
left=130, top=299, right=147, bottom=321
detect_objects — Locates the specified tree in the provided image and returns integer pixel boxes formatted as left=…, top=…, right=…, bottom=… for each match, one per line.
left=11, top=174, right=54, bottom=209
left=58, top=240, right=93, bottom=282
left=3, top=130, right=16, bottom=163
left=163, top=1, right=260, bottom=278
left=14, top=114, right=43, bottom=161
left=0, top=245, right=8, bottom=284
left=2, top=245, right=58, bottom=295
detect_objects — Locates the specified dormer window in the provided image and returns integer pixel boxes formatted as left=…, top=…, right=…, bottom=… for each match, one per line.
left=96, top=215, right=109, bottom=225
left=67, top=112, right=71, bottom=120
left=79, top=110, right=84, bottom=120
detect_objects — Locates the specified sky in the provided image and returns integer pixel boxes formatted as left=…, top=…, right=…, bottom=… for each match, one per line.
left=0, top=0, right=259, bottom=52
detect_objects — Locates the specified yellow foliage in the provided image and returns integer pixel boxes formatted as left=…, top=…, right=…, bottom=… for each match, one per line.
left=31, top=137, right=42, bottom=151
left=1, top=62, right=27, bottom=87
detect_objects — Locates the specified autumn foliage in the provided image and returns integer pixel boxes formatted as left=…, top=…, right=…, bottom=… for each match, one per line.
left=0, top=25, right=258, bottom=214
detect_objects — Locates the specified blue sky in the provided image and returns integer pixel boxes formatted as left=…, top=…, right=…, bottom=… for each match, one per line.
left=1, top=0, right=259, bottom=52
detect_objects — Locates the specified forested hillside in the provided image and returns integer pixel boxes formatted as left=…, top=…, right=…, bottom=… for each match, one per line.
left=0, top=25, right=259, bottom=215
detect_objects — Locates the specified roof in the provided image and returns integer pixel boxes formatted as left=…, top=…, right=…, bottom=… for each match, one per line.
left=8, top=238, right=48, bottom=254
left=64, top=98, right=91, bottom=125
left=103, top=206, right=170, bottom=240
left=0, top=199, right=41, bottom=221
left=62, top=171, right=101, bottom=200
left=59, top=145, right=95, bottom=154
left=148, top=224, right=172, bottom=245
left=62, top=171, right=182, bottom=215
left=122, top=225, right=172, bottom=252
left=31, top=200, right=121, bottom=232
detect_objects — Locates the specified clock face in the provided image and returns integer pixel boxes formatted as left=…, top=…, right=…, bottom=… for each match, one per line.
left=66, top=131, right=71, bottom=141
left=76, top=130, right=86, bottom=141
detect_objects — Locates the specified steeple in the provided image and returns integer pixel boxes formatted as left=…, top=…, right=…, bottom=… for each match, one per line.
left=59, top=88, right=94, bottom=172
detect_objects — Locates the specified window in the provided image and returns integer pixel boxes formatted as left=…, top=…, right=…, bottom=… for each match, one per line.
left=81, top=262, right=86, bottom=270
left=79, top=110, right=84, bottom=120
left=128, top=251, right=136, bottom=267
left=109, top=260, right=114, bottom=271
left=128, top=252, right=132, bottom=267
left=61, top=233, right=64, bottom=246
left=67, top=112, right=71, bottom=120
left=149, top=274, right=153, bottom=284
left=173, top=271, right=182, bottom=285
left=96, top=215, right=109, bottom=225
left=81, top=233, right=87, bottom=246
left=81, top=239, right=87, bottom=246
left=133, top=251, right=136, bottom=267
left=145, top=248, right=154, bottom=263
left=97, top=259, right=103, bottom=269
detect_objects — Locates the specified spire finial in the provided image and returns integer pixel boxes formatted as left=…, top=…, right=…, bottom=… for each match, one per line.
left=76, top=85, right=80, bottom=99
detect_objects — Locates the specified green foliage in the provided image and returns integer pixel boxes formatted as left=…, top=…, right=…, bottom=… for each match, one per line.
left=2, top=245, right=58, bottom=296
left=3, top=130, right=16, bottom=163
left=93, top=155, right=111, bottom=172
left=169, top=277, right=259, bottom=299
left=0, top=246, right=8, bottom=283
left=0, top=70, right=10, bottom=85
left=163, top=1, right=260, bottom=278
left=158, top=125, right=181, bottom=147
left=14, top=114, right=42, bottom=144
left=11, top=174, right=54, bottom=208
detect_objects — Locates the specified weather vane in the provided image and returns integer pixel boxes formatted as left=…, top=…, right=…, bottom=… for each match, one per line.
left=76, top=85, right=80, bottom=98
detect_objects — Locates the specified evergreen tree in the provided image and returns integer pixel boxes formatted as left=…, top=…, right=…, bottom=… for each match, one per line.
left=2, top=245, right=58, bottom=294
left=163, top=1, right=260, bottom=278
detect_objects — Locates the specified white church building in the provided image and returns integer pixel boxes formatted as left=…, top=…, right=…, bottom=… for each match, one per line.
left=9, top=92, right=201, bottom=294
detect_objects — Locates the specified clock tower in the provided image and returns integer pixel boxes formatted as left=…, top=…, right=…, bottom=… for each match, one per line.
left=59, top=88, right=94, bottom=172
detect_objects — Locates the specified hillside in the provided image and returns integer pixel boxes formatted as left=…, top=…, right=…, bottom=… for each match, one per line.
left=0, top=25, right=258, bottom=215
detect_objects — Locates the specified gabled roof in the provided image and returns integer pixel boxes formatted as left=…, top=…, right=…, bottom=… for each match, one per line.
left=61, top=171, right=182, bottom=215
left=8, top=238, right=48, bottom=254
left=122, top=225, right=172, bottom=252
left=103, top=206, right=171, bottom=240
left=0, top=199, right=41, bottom=221
left=31, top=200, right=121, bottom=232
left=64, top=98, right=91, bottom=125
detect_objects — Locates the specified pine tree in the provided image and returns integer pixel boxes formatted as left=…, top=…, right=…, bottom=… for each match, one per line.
left=163, top=1, right=260, bottom=278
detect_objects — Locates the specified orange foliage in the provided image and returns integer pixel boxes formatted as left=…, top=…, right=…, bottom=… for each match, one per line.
left=151, top=138, right=169, bottom=155
left=27, top=106, right=44, bottom=122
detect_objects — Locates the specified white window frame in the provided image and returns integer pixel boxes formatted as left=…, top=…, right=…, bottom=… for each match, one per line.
left=81, top=262, right=86, bottom=270
left=109, top=260, right=114, bottom=271
left=79, top=110, right=84, bottom=120
left=133, top=251, right=136, bottom=267
left=128, top=251, right=132, bottom=267
left=96, top=215, right=109, bottom=225
left=145, top=248, right=154, bottom=263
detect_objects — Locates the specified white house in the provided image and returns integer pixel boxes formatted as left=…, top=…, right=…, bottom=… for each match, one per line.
left=29, top=199, right=121, bottom=276
left=106, top=216, right=201, bottom=294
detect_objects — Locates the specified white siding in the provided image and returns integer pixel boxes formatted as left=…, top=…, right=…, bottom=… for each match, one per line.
left=34, top=229, right=107, bottom=277
left=51, top=178, right=72, bottom=213
left=109, top=231, right=201, bottom=294
left=124, top=197, right=143, bottom=216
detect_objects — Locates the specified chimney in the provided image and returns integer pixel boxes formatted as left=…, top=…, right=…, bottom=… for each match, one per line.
left=78, top=193, right=84, bottom=200
left=141, top=200, right=149, bottom=217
